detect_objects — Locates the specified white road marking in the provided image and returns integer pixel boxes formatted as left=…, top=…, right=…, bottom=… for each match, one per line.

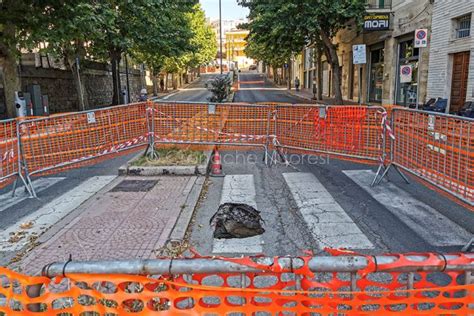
left=161, top=92, right=180, bottom=100
left=343, top=170, right=472, bottom=246
left=0, top=177, right=65, bottom=213
left=212, top=175, right=264, bottom=254
left=0, top=176, right=116, bottom=252
left=283, top=173, right=374, bottom=249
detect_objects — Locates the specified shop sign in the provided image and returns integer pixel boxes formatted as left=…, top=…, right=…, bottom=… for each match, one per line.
left=414, top=29, right=428, bottom=48
left=363, top=14, right=390, bottom=31
left=400, top=65, right=413, bottom=83
left=352, top=45, right=367, bottom=65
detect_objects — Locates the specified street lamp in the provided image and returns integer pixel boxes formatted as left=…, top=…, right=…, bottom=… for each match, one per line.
left=312, top=78, right=317, bottom=100
left=219, top=0, right=223, bottom=74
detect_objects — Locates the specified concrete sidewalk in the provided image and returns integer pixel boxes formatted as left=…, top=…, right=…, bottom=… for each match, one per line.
left=286, top=88, right=359, bottom=105
left=17, top=176, right=198, bottom=275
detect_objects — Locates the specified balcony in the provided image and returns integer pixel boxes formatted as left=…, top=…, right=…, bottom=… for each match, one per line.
left=366, top=0, right=392, bottom=12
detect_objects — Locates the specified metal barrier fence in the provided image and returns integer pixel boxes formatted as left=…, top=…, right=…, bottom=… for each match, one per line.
left=18, top=102, right=148, bottom=179
left=0, top=119, right=19, bottom=189
left=273, top=105, right=387, bottom=164
left=378, top=108, right=474, bottom=207
left=146, top=102, right=272, bottom=159
left=0, top=119, right=35, bottom=195
left=2, top=102, right=473, bottom=207
left=0, top=252, right=472, bottom=314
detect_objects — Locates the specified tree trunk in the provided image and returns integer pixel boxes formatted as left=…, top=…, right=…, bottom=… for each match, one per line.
left=287, top=59, right=292, bottom=90
left=320, top=30, right=343, bottom=104
left=0, top=24, right=21, bottom=118
left=1, top=54, right=21, bottom=118
left=66, top=55, right=89, bottom=111
left=316, top=47, right=323, bottom=100
left=151, top=69, right=158, bottom=96
left=110, top=49, right=122, bottom=105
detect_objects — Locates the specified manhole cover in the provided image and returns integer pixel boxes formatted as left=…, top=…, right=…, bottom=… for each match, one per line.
left=110, top=180, right=158, bottom=192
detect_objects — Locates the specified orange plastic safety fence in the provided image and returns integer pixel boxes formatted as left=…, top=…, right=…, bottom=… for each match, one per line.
left=18, top=102, right=148, bottom=177
left=391, top=109, right=474, bottom=206
left=148, top=103, right=270, bottom=152
left=1, top=253, right=473, bottom=315
left=274, top=105, right=385, bottom=163
left=0, top=119, right=19, bottom=189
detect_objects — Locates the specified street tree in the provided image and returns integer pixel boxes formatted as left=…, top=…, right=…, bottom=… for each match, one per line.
left=94, top=0, right=196, bottom=105
left=0, top=0, right=46, bottom=117
left=34, top=1, right=107, bottom=110
left=239, top=0, right=366, bottom=104
left=186, top=4, right=217, bottom=73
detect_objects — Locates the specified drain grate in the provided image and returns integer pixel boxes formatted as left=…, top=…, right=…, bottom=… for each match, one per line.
left=110, top=180, right=158, bottom=192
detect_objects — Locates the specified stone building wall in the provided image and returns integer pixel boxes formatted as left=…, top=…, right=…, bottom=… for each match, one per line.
left=19, top=61, right=145, bottom=114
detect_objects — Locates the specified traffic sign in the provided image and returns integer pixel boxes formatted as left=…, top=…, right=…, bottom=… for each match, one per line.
left=415, top=29, right=428, bottom=48
left=400, top=65, right=413, bottom=83
left=352, top=45, right=367, bottom=65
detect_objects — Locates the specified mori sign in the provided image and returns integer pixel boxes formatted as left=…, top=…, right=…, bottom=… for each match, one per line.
left=353, top=45, right=367, bottom=65
left=363, top=14, right=390, bottom=31
left=415, top=29, right=428, bottom=48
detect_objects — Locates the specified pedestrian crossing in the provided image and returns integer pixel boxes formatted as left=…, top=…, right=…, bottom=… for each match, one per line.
left=283, top=173, right=374, bottom=249
left=210, top=170, right=471, bottom=254
left=0, top=176, right=116, bottom=252
left=343, top=170, right=471, bottom=246
left=0, top=177, right=65, bottom=213
left=212, top=175, right=264, bottom=254
left=1, top=170, right=471, bottom=257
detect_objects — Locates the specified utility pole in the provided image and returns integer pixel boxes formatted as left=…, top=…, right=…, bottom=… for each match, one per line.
left=219, top=0, right=223, bottom=74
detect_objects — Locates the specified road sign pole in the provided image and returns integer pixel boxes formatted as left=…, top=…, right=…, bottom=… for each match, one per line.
left=359, top=65, right=362, bottom=106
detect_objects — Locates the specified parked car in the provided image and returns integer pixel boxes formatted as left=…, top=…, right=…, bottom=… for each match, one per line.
left=459, top=101, right=474, bottom=118
left=249, top=64, right=257, bottom=70
left=423, top=98, right=447, bottom=113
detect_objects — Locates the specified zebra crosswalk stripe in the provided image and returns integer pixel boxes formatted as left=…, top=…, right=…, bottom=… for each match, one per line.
left=0, top=176, right=116, bottom=252
left=212, top=175, right=264, bottom=254
left=343, top=170, right=471, bottom=247
left=0, top=177, right=65, bottom=214
left=283, top=172, right=375, bottom=250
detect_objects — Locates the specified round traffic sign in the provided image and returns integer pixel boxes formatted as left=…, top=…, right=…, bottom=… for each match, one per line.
left=416, top=30, right=427, bottom=40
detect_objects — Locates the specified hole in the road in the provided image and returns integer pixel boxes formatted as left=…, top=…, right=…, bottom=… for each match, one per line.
left=210, top=203, right=265, bottom=239
left=110, top=180, right=158, bottom=192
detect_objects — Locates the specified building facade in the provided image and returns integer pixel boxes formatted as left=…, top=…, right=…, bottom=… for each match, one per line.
left=210, top=19, right=246, bottom=62
left=303, top=0, right=434, bottom=107
left=225, top=30, right=254, bottom=69
left=427, top=1, right=473, bottom=113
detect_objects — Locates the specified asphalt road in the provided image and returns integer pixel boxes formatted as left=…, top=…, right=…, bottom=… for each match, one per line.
left=1, top=71, right=472, bottom=266
left=235, top=71, right=311, bottom=103
left=153, top=73, right=217, bottom=102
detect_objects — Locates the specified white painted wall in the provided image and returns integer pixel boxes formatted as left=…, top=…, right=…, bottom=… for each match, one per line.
left=427, top=1, right=474, bottom=110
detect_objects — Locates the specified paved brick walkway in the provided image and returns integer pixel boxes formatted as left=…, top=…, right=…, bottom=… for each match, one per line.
left=19, top=176, right=195, bottom=275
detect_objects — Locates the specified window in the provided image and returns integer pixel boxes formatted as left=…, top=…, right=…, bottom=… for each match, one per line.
left=396, top=38, right=419, bottom=107
left=455, top=14, right=471, bottom=39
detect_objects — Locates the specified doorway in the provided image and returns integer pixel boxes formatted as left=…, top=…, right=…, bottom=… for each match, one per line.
left=450, top=51, right=470, bottom=113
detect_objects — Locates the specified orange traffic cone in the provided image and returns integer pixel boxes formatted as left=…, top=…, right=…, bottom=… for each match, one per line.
left=210, top=149, right=225, bottom=177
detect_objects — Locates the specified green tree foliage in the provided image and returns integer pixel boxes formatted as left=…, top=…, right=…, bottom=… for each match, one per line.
left=33, top=2, right=108, bottom=110
left=239, top=0, right=366, bottom=103
left=0, top=0, right=46, bottom=117
left=1, top=0, right=218, bottom=115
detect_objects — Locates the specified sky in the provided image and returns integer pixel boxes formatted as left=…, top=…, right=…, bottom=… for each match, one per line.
left=200, top=0, right=249, bottom=20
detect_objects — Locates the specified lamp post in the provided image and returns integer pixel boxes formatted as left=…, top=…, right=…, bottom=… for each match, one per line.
left=219, top=0, right=223, bottom=74
left=312, top=78, right=317, bottom=100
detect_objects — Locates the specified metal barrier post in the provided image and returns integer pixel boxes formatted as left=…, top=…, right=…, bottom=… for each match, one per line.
left=15, top=121, right=36, bottom=198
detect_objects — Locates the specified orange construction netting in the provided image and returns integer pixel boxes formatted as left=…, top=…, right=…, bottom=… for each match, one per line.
left=18, top=102, right=148, bottom=177
left=274, top=105, right=385, bottom=164
left=0, top=252, right=473, bottom=315
left=0, top=119, right=19, bottom=189
left=148, top=103, right=270, bottom=152
left=391, top=109, right=474, bottom=205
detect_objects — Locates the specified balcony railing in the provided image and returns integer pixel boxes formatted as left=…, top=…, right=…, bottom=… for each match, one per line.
left=366, top=0, right=392, bottom=10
